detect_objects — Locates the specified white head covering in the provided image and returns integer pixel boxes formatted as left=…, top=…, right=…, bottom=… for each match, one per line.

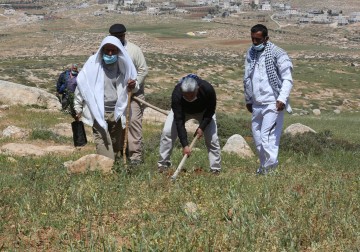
left=76, top=36, right=137, bottom=130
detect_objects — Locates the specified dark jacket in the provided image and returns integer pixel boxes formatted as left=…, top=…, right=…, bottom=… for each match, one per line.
left=56, top=69, right=77, bottom=110
left=171, top=78, right=216, bottom=147
left=56, top=70, right=71, bottom=94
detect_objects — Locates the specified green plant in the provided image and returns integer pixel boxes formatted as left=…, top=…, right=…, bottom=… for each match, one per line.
left=30, top=129, right=68, bottom=143
left=281, top=130, right=360, bottom=155
left=216, top=112, right=252, bottom=146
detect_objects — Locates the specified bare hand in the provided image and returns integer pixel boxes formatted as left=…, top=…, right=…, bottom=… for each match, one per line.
left=246, top=104, right=253, bottom=113
left=127, top=79, right=136, bottom=90
left=195, top=128, right=203, bottom=139
left=276, top=101, right=285, bottom=111
left=183, top=146, right=191, bottom=157
left=74, top=113, right=81, bottom=121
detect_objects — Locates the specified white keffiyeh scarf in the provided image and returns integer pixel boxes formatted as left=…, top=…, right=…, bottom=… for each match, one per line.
left=244, top=41, right=293, bottom=112
left=76, top=36, right=137, bottom=130
left=249, top=42, right=290, bottom=97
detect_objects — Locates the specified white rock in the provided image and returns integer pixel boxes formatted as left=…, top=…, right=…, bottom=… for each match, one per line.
left=0, top=80, right=61, bottom=110
left=65, top=154, right=114, bottom=174
left=222, top=134, right=254, bottom=158
left=184, top=201, right=198, bottom=216
left=1, top=125, right=29, bottom=139
left=312, top=109, right=321, bottom=116
left=284, top=123, right=316, bottom=136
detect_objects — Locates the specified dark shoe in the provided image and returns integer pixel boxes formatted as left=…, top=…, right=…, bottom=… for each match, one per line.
left=158, top=166, right=168, bottom=173
left=210, top=169, right=221, bottom=176
left=158, top=161, right=171, bottom=173
left=130, top=159, right=142, bottom=166
left=256, top=167, right=265, bottom=175
left=256, top=166, right=277, bottom=176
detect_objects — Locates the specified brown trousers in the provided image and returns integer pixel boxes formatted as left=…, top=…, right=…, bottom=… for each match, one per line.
left=128, top=94, right=144, bottom=162
left=92, top=112, right=124, bottom=161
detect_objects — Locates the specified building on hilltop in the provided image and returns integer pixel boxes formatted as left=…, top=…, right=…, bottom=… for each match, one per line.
left=4, top=8, right=15, bottom=15
left=260, top=1, right=271, bottom=11
left=349, top=12, right=360, bottom=23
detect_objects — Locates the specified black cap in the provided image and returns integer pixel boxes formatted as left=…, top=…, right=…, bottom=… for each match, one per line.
left=109, top=24, right=126, bottom=34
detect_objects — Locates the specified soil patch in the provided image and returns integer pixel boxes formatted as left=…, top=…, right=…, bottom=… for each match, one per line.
left=217, top=39, right=249, bottom=45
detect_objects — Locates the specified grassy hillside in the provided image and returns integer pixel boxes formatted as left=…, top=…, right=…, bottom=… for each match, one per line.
left=0, top=8, right=360, bottom=251
left=0, top=106, right=359, bottom=250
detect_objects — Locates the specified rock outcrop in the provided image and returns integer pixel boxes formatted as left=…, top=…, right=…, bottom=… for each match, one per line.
left=222, top=134, right=255, bottom=158
left=284, top=123, right=316, bottom=136
left=64, top=154, right=114, bottom=174
left=0, top=80, right=61, bottom=110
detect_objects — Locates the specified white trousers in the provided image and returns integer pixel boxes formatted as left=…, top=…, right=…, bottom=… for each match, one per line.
left=158, top=110, right=221, bottom=171
left=252, top=103, right=284, bottom=169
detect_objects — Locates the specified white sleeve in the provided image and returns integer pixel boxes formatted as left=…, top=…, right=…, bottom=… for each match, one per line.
left=277, top=55, right=293, bottom=104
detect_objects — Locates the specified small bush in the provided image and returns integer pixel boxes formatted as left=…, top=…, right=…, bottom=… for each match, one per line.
left=216, top=113, right=252, bottom=146
left=281, top=130, right=360, bottom=155
left=145, top=91, right=172, bottom=110
left=25, top=104, right=47, bottom=110
left=30, top=129, right=68, bottom=143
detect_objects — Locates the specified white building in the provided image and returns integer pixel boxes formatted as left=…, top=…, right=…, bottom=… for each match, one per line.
left=223, top=0, right=230, bottom=9
left=312, top=15, right=331, bottom=24
left=349, top=12, right=360, bottom=23
left=147, top=7, right=160, bottom=15
left=124, top=0, right=134, bottom=6
left=285, top=8, right=298, bottom=15
left=4, top=8, right=15, bottom=15
left=260, top=1, right=271, bottom=11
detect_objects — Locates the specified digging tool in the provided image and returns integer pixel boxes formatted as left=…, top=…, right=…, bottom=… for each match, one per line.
left=123, top=90, right=132, bottom=167
left=171, top=135, right=199, bottom=181
left=132, top=96, right=169, bottom=116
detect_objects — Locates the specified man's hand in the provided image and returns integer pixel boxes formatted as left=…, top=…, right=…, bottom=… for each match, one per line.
left=195, top=128, right=203, bottom=139
left=246, top=103, right=253, bottom=113
left=276, top=101, right=285, bottom=111
left=127, top=79, right=136, bottom=90
left=183, top=146, right=191, bottom=157
left=74, top=113, right=81, bottom=121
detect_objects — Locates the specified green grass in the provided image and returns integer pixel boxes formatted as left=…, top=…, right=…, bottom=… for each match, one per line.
left=1, top=14, right=360, bottom=250
left=128, top=21, right=221, bottom=38
left=285, top=112, right=360, bottom=144
left=0, top=55, right=88, bottom=90
left=1, top=108, right=360, bottom=250
left=293, top=59, right=360, bottom=91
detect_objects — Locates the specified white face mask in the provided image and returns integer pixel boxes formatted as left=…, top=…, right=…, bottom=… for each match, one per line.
left=253, top=43, right=265, bottom=51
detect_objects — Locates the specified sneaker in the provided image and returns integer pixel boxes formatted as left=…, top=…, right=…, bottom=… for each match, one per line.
left=158, top=166, right=168, bottom=173
left=256, top=167, right=265, bottom=175
left=130, top=159, right=142, bottom=166
left=256, top=166, right=277, bottom=176
left=158, top=161, right=171, bottom=173
left=210, top=169, right=221, bottom=176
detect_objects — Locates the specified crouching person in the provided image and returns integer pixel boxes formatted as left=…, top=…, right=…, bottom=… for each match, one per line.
left=157, top=74, right=221, bottom=174
left=74, top=35, right=137, bottom=160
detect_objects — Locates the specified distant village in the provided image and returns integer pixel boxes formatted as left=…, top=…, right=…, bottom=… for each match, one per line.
left=1, top=0, right=360, bottom=27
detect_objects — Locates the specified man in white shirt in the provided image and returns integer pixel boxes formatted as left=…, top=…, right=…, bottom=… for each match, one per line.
left=243, top=24, right=293, bottom=175
left=109, top=24, right=149, bottom=165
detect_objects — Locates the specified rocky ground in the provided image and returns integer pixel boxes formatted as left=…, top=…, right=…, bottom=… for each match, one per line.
left=0, top=3, right=359, bottom=115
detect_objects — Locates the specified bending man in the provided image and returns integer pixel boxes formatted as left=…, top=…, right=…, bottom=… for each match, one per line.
left=158, top=74, right=221, bottom=174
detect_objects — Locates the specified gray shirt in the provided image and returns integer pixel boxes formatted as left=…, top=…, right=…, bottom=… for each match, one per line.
left=103, top=62, right=120, bottom=112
